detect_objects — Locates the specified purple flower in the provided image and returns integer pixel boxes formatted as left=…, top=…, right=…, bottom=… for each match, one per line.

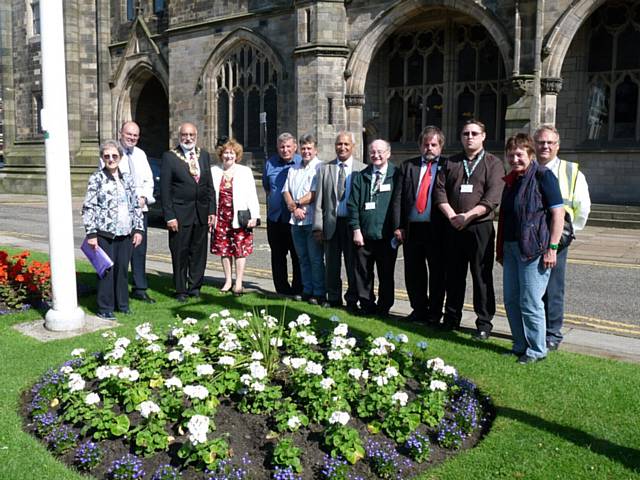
left=108, top=454, right=145, bottom=480
left=74, top=440, right=103, bottom=471
left=151, top=464, right=181, bottom=480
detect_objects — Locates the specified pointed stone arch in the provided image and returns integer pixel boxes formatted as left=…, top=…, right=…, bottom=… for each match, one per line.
left=199, top=27, right=285, bottom=156
left=344, top=0, right=512, bottom=98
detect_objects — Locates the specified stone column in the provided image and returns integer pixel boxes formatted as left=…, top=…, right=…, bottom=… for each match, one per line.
left=505, top=75, right=535, bottom=137
left=540, top=77, right=563, bottom=125
left=345, top=93, right=365, bottom=160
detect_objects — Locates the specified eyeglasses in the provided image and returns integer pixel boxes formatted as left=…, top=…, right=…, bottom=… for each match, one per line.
left=180, top=132, right=196, bottom=138
left=462, top=131, right=482, bottom=137
left=536, top=140, right=557, bottom=146
left=102, top=153, right=120, bottom=160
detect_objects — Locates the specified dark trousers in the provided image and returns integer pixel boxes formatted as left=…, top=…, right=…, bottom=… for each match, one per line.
left=544, top=245, right=568, bottom=343
left=267, top=220, right=302, bottom=295
left=97, top=235, right=132, bottom=313
left=443, top=221, right=496, bottom=332
left=354, top=238, right=398, bottom=314
left=324, top=217, right=359, bottom=305
left=131, top=212, right=149, bottom=293
left=168, top=221, right=208, bottom=295
left=403, top=221, right=446, bottom=320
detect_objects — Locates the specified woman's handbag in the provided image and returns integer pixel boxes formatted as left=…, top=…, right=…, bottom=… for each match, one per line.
left=237, top=209, right=260, bottom=230
left=558, top=210, right=575, bottom=251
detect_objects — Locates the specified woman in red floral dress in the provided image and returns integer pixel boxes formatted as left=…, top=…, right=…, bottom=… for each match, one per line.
left=211, top=139, right=261, bottom=295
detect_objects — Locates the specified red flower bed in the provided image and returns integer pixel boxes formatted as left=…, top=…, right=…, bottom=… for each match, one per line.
left=0, top=250, right=51, bottom=312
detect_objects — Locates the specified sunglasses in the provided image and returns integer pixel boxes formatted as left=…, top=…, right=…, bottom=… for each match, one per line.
left=102, top=153, right=120, bottom=160
left=462, top=131, right=482, bottom=137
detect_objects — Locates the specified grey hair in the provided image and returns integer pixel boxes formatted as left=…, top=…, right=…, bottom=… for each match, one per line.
left=298, top=133, right=317, bottom=147
left=99, top=140, right=124, bottom=158
left=534, top=124, right=560, bottom=144
left=418, top=125, right=445, bottom=148
left=368, top=138, right=391, bottom=152
left=277, top=132, right=297, bottom=144
left=335, top=130, right=356, bottom=144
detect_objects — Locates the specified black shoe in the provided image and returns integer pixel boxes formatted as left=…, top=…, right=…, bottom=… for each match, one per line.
left=546, top=340, right=560, bottom=351
left=118, top=308, right=131, bottom=314
left=345, top=303, right=360, bottom=315
left=404, top=310, right=424, bottom=323
left=472, top=330, right=490, bottom=341
left=322, top=299, right=343, bottom=309
left=96, top=311, right=116, bottom=320
left=518, top=354, right=545, bottom=365
left=131, top=291, right=156, bottom=304
left=175, top=294, right=188, bottom=303
left=188, top=290, right=200, bottom=298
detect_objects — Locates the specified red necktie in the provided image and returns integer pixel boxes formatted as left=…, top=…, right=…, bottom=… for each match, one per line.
left=415, top=162, right=432, bottom=214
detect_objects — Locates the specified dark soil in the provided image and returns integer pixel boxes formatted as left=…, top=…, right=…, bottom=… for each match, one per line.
left=21, top=386, right=495, bottom=479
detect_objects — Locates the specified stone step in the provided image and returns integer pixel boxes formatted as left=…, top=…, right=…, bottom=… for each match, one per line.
left=588, top=204, right=640, bottom=229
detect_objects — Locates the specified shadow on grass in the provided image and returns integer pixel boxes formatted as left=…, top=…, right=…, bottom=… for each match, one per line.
left=500, top=406, right=640, bottom=473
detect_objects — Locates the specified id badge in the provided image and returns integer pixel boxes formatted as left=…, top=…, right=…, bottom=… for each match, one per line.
left=460, top=184, right=473, bottom=193
left=379, top=183, right=391, bottom=192
left=365, top=202, right=376, bottom=210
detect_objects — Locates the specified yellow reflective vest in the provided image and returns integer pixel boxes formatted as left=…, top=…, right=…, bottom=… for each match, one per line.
left=557, top=159, right=579, bottom=222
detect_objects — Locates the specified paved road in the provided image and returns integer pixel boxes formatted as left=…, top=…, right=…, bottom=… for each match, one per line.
left=1, top=195, right=638, bottom=338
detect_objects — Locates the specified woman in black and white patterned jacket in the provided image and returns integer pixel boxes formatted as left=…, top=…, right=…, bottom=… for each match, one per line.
left=82, top=140, right=144, bottom=320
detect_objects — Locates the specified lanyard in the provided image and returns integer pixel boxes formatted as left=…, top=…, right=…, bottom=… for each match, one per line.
left=463, top=151, right=484, bottom=183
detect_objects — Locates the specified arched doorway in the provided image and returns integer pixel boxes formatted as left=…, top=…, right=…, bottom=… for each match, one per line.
left=134, top=76, right=169, bottom=158
left=363, top=9, right=508, bottom=150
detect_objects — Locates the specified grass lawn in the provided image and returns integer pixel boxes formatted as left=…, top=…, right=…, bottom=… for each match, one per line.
left=1, top=248, right=639, bottom=479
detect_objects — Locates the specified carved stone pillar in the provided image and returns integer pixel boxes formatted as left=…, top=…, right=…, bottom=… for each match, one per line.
left=540, top=77, right=563, bottom=125
left=505, top=74, right=535, bottom=137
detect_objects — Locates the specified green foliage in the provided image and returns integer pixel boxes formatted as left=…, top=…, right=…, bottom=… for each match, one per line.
left=324, top=425, right=365, bottom=465
left=272, top=438, right=303, bottom=473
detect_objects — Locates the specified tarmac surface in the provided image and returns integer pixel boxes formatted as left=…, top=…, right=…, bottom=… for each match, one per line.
left=1, top=193, right=639, bottom=363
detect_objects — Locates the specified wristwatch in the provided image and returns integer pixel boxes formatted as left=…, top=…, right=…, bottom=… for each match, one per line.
left=549, top=243, right=559, bottom=250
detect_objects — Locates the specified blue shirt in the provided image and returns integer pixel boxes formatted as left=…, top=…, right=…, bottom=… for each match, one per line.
left=263, top=153, right=301, bottom=222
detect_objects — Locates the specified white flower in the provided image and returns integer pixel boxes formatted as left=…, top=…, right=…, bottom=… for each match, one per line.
left=196, top=364, right=214, bottom=376
left=209, top=312, right=219, bottom=319
left=348, top=368, right=362, bottom=379
left=373, top=375, right=388, bottom=387
left=114, top=337, right=131, bottom=349
left=183, top=384, right=209, bottom=400
left=237, top=319, right=250, bottom=329
left=361, top=370, right=369, bottom=380
left=370, top=337, right=396, bottom=356
left=385, top=366, right=399, bottom=378
left=219, top=309, right=231, bottom=317
left=395, top=334, right=409, bottom=344
left=327, top=350, right=343, bottom=361
left=178, top=334, right=200, bottom=348
left=187, top=415, right=210, bottom=445
left=320, top=377, right=335, bottom=390
left=270, top=337, right=283, bottom=347
left=305, top=361, right=323, bottom=376
left=263, top=315, right=278, bottom=328
left=118, top=367, right=140, bottom=382
left=429, top=380, right=448, bottom=392
left=60, top=365, right=74, bottom=375
left=218, top=356, right=235, bottom=367
left=183, top=317, right=198, bottom=325
left=328, top=411, right=350, bottom=426
left=426, top=357, right=445, bottom=370
left=71, top=348, right=85, bottom=357
left=68, top=373, right=85, bottom=392
left=164, top=376, right=183, bottom=389
left=138, top=400, right=161, bottom=418
left=101, top=331, right=116, bottom=339
left=440, top=365, right=458, bottom=377
left=288, top=321, right=298, bottom=330
left=95, top=365, right=119, bottom=379
left=168, top=350, right=184, bottom=362
left=283, top=357, right=307, bottom=370
left=251, top=351, right=264, bottom=361
left=135, top=323, right=159, bottom=342
left=299, top=332, right=318, bottom=345
left=250, top=381, right=265, bottom=392
left=170, top=327, right=184, bottom=339
left=296, top=313, right=311, bottom=326
left=240, top=374, right=252, bottom=386
left=146, top=343, right=162, bottom=353
left=329, top=314, right=340, bottom=323
left=391, top=391, right=408, bottom=406
left=84, top=392, right=100, bottom=405
left=333, top=323, right=349, bottom=336
left=104, top=346, right=126, bottom=360
left=249, top=362, right=267, bottom=380
left=287, top=416, right=301, bottom=430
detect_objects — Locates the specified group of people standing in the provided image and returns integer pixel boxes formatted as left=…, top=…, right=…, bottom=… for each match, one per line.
left=82, top=117, right=590, bottom=365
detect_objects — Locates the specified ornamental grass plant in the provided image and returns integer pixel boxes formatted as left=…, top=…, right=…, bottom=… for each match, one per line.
left=1, top=247, right=639, bottom=479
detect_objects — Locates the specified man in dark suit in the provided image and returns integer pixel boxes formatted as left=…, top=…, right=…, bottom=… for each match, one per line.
left=394, top=125, right=445, bottom=324
left=160, top=122, right=216, bottom=302
left=392, top=126, right=447, bottom=325
left=312, top=131, right=366, bottom=311
left=348, top=139, right=400, bottom=317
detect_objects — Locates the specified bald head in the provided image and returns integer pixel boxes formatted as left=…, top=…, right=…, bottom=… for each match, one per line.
left=179, top=122, right=198, bottom=150
left=120, top=121, right=140, bottom=149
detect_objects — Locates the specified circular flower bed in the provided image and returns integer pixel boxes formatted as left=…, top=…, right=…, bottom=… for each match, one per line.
left=24, top=309, right=492, bottom=479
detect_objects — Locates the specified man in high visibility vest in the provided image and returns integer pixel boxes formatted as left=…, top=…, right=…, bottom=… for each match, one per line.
left=534, top=125, right=591, bottom=351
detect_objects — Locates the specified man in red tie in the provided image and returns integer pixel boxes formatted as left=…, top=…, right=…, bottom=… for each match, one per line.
left=433, top=119, right=504, bottom=339
left=160, top=122, right=216, bottom=302
left=392, top=126, right=447, bottom=325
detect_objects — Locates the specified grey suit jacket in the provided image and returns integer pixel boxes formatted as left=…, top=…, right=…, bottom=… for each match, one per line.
left=313, top=158, right=367, bottom=240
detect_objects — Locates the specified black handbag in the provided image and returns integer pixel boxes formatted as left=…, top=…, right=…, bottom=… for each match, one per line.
left=558, top=210, right=575, bottom=251
left=237, top=209, right=260, bottom=230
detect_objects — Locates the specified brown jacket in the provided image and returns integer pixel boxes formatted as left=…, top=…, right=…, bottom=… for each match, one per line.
left=433, top=151, right=504, bottom=223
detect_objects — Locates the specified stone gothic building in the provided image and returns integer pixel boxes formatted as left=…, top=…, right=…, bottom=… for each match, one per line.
left=1, top=0, right=639, bottom=203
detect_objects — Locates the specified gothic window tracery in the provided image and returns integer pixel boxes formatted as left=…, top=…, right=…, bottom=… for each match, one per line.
left=384, top=19, right=506, bottom=145
left=585, top=0, right=640, bottom=142
left=215, top=44, right=278, bottom=150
